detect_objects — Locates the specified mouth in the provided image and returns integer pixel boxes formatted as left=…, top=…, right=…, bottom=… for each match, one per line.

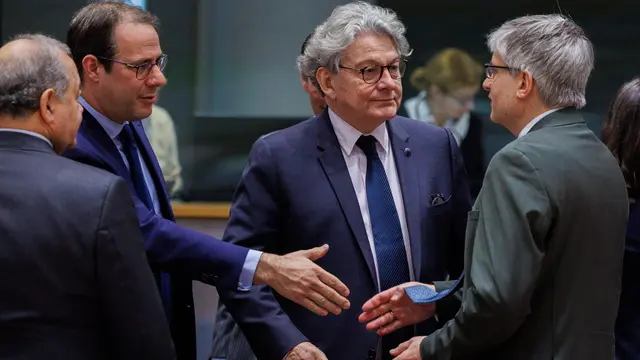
left=139, top=95, right=157, bottom=103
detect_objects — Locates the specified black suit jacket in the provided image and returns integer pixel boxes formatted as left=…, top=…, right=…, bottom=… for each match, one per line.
left=0, top=131, right=175, bottom=360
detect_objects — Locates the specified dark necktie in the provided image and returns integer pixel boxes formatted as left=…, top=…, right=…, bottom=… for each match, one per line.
left=118, top=123, right=154, bottom=210
left=356, top=135, right=413, bottom=359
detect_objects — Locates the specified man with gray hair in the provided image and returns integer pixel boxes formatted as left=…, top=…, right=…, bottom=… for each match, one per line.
left=359, top=14, right=629, bottom=360
left=0, top=34, right=175, bottom=359
left=217, top=1, right=470, bottom=359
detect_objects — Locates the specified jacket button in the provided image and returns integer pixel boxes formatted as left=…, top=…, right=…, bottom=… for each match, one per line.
left=368, top=349, right=375, bottom=359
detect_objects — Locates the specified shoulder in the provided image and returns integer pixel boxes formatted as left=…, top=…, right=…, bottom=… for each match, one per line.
left=254, top=116, right=317, bottom=151
left=393, top=115, right=451, bottom=144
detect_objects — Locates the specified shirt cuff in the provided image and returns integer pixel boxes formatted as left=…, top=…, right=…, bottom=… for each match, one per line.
left=237, top=249, right=263, bottom=291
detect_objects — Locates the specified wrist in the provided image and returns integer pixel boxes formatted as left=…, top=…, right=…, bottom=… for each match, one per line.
left=254, top=252, right=276, bottom=285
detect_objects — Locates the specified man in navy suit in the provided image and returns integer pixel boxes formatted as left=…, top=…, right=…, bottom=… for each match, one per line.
left=216, top=2, right=470, bottom=360
left=62, top=2, right=350, bottom=360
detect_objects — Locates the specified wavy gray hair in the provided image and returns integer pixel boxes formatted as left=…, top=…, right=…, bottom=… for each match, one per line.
left=0, top=34, right=72, bottom=118
left=487, top=14, right=594, bottom=109
left=297, top=1, right=411, bottom=88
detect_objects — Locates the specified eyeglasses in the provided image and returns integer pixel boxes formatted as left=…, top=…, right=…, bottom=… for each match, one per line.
left=484, top=63, right=514, bottom=79
left=96, top=54, right=168, bottom=80
left=339, top=60, right=407, bottom=84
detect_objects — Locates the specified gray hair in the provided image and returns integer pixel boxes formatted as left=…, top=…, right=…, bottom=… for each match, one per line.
left=297, top=1, right=412, bottom=87
left=487, top=14, right=594, bottom=109
left=0, top=34, right=72, bottom=118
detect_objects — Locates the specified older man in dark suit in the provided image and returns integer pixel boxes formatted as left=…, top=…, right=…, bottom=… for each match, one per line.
left=0, top=34, right=175, bottom=360
left=360, top=14, right=629, bottom=360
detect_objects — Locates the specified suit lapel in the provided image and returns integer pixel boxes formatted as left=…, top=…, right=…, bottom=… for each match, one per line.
left=316, top=111, right=378, bottom=287
left=388, top=119, right=423, bottom=279
left=78, top=111, right=131, bottom=181
left=130, top=120, right=175, bottom=219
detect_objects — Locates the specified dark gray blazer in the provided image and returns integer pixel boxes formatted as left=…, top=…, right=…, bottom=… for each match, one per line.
left=0, top=131, right=176, bottom=360
left=420, top=109, right=629, bottom=359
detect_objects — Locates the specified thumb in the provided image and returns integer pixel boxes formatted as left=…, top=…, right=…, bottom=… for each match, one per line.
left=299, top=244, right=329, bottom=261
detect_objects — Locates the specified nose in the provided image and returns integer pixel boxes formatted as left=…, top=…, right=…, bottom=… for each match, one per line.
left=377, top=67, right=397, bottom=89
left=147, top=65, right=167, bottom=87
left=482, top=77, right=491, bottom=92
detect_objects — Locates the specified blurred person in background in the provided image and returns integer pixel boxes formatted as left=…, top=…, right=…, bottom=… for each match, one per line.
left=400, top=48, right=485, bottom=199
left=142, top=102, right=183, bottom=198
left=601, top=77, right=640, bottom=360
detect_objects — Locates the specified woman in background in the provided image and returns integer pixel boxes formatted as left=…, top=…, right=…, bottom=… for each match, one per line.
left=400, top=48, right=485, bottom=198
left=601, top=77, right=640, bottom=360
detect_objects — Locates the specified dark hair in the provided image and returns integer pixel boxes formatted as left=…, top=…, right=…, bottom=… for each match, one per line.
left=602, top=77, right=640, bottom=198
left=66, top=0, right=159, bottom=80
left=300, top=32, right=313, bottom=56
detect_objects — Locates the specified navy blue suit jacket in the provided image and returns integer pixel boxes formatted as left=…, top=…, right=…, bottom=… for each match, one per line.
left=218, top=110, right=470, bottom=360
left=63, top=111, right=250, bottom=360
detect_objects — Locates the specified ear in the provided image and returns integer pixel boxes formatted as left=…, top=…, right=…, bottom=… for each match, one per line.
left=316, top=67, right=336, bottom=100
left=516, top=70, right=535, bottom=100
left=38, top=88, right=57, bottom=125
left=81, top=54, right=102, bottom=83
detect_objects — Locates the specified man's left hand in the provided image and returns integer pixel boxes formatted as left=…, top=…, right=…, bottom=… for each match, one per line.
left=390, top=336, right=425, bottom=360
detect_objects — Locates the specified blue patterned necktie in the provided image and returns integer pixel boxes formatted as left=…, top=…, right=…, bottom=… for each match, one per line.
left=118, top=124, right=154, bottom=210
left=356, top=135, right=412, bottom=359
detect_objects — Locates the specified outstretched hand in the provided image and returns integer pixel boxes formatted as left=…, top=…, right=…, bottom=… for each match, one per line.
left=359, top=282, right=436, bottom=336
left=255, top=244, right=351, bottom=316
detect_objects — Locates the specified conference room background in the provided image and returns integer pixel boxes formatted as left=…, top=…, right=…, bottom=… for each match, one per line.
left=1, top=0, right=637, bottom=202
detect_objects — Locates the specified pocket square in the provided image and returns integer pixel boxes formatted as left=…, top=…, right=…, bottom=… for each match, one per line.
left=430, top=193, right=451, bottom=206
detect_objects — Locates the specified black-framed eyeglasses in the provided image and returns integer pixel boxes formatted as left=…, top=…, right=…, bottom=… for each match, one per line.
left=339, top=60, right=407, bottom=84
left=484, top=63, right=514, bottom=79
left=96, top=54, right=168, bottom=80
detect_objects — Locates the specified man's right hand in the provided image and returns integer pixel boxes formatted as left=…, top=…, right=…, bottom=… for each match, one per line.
left=283, top=342, right=327, bottom=360
left=254, top=244, right=350, bottom=316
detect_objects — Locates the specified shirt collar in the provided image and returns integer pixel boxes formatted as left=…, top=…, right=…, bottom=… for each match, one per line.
left=518, top=108, right=563, bottom=138
left=328, top=107, right=389, bottom=156
left=79, top=97, right=127, bottom=140
left=0, top=128, right=53, bottom=148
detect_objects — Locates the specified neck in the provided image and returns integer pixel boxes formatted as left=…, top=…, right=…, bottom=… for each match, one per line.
left=509, top=102, right=555, bottom=136
left=328, top=105, right=385, bottom=134
left=425, top=96, right=447, bottom=126
left=0, top=116, right=50, bottom=139
left=80, top=86, right=125, bottom=124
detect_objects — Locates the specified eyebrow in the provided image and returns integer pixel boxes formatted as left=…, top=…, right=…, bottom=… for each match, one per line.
left=353, top=56, right=401, bottom=68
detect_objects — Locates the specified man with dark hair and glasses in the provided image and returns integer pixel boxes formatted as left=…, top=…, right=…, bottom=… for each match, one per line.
left=62, top=2, right=352, bottom=360
left=215, top=2, right=470, bottom=360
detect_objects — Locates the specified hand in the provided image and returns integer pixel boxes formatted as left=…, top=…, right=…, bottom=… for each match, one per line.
left=284, top=342, right=328, bottom=360
left=390, top=336, right=425, bottom=360
left=359, top=282, right=436, bottom=336
left=254, top=244, right=350, bottom=316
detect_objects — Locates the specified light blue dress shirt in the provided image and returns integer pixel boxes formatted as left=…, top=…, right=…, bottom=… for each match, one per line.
left=79, top=97, right=261, bottom=290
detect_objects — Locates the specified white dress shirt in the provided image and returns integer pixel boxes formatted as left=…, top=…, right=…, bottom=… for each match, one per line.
left=328, top=108, right=414, bottom=290
left=518, top=108, right=563, bottom=138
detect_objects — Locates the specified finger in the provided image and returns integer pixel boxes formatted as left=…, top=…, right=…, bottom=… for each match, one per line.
left=390, top=338, right=411, bottom=357
left=295, top=244, right=329, bottom=261
left=299, top=297, right=329, bottom=316
left=361, top=287, right=397, bottom=312
left=358, top=306, right=386, bottom=323
left=376, top=318, right=403, bottom=336
left=316, top=267, right=351, bottom=299
left=366, top=311, right=396, bottom=331
left=308, top=289, right=343, bottom=315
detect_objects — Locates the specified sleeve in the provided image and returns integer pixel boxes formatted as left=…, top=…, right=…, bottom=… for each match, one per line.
left=420, top=147, right=552, bottom=359
left=64, top=147, right=249, bottom=290
left=96, top=178, right=176, bottom=360
left=217, top=137, right=308, bottom=360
